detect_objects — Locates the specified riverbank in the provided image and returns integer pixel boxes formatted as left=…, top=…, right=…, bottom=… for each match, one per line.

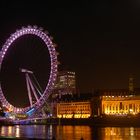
left=44, top=116, right=140, bottom=127
left=2, top=116, right=140, bottom=127
left=0, top=118, right=14, bottom=126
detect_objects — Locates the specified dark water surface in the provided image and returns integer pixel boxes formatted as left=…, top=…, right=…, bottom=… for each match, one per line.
left=0, top=125, right=140, bottom=140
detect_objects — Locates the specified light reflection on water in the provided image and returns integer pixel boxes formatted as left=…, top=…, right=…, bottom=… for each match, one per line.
left=102, top=127, right=140, bottom=140
left=56, top=125, right=91, bottom=140
left=0, top=125, right=140, bottom=140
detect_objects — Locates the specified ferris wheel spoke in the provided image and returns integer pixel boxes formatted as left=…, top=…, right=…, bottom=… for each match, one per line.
left=32, top=84, right=43, bottom=97
left=32, top=74, right=43, bottom=93
left=26, top=73, right=33, bottom=107
left=27, top=76, right=39, bottom=102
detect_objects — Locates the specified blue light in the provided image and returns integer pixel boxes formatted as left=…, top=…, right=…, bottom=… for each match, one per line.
left=26, top=108, right=35, bottom=116
left=5, top=112, right=9, bottom=117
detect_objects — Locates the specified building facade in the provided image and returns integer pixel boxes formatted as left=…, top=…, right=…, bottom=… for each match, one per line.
left=57, top=101, right=91, bottom=118
left=54, top=71, right=76, bottom=96
left=102, top=95, right=140, bottom=115
left=54, top=88, right=140, bottom=118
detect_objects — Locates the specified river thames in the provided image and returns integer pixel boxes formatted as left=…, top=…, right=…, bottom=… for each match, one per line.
left=0, top=125, right=140, bottom=140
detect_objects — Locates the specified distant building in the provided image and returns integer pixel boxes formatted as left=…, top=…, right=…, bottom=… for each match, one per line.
left=99, top=85, right=140, bottom=116
left=53, top=71, right=76, bottom=97
left=54, top=88, right=140, bottom=118
left=102, top=95, right=140, bottom=115
left=57, top=101, right=91, bottom=118
left=52, top=74, right=140, bottom=118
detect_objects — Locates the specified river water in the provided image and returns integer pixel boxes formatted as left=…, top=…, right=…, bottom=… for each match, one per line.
left=0, top=125, right=140, bottom=140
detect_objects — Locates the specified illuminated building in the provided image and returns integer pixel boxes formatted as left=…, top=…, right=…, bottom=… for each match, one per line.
left=57, top=101, right=91, bottom=118
left=102, top=95, right=140, bottom=115
left=55, top=93, right=140, bottom=118
left=100, top=76, right=140, bottom=116
left=54, top=71, right=76, bottom=96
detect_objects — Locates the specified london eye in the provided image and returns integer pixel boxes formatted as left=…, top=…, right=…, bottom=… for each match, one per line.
left=0, top=25, right=58, bottom=116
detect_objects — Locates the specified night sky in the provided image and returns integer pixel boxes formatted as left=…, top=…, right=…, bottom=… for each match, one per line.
left=0, top=1, right=140, bottom=107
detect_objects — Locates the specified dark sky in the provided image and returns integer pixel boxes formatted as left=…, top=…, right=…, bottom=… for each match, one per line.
left=1, top=1, right=140, bottom=107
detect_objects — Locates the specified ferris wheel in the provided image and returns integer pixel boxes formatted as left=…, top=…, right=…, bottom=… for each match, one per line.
left=0, top=25, right=58, bottom=115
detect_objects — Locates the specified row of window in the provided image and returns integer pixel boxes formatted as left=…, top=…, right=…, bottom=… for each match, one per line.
left=58, top=111, right=90, bottom=114
left=59, top=105, right=89, bottom=107
left=58, top=108, right=91, bottom=112
left=103, top=104, right=140, bottom=111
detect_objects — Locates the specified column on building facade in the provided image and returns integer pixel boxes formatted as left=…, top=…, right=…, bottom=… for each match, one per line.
left=102, top=96, right=140, bottom=115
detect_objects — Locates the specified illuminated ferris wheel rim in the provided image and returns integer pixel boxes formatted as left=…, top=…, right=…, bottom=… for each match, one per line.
left=0, top=25, right=58, bottom=113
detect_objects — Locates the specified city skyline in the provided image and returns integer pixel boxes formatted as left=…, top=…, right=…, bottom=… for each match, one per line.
left=0, top=1, right=140, bottom=106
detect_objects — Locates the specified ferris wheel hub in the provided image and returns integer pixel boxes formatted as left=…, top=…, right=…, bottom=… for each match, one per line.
left=20, top=68, right=33, bottom=74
